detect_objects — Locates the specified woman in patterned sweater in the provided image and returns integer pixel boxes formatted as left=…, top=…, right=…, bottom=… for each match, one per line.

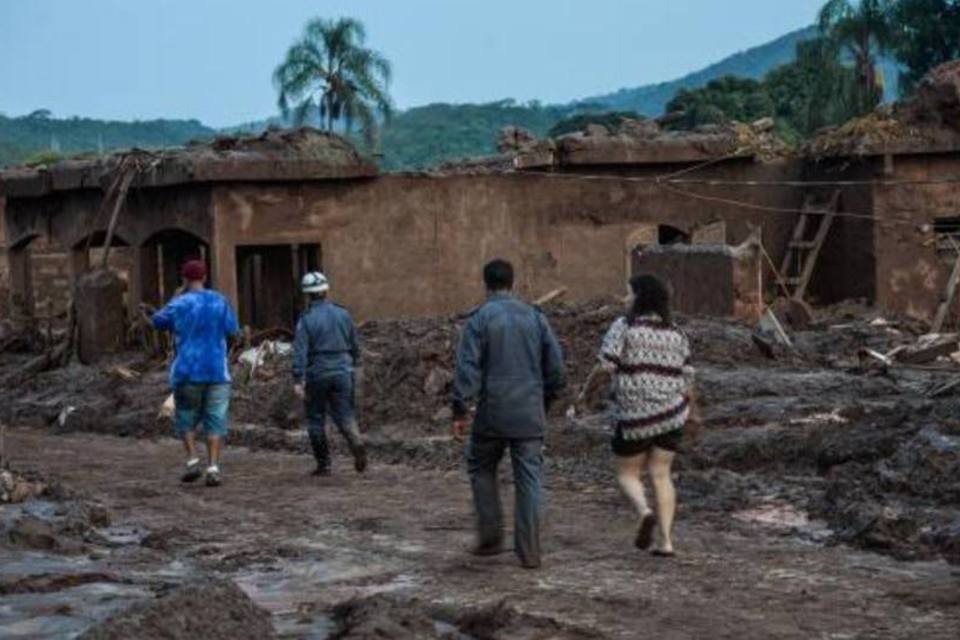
left=579, top=274, right=694, bottom=557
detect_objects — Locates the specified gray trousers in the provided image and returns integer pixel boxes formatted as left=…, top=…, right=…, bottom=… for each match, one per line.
left=466, top=434, right=544, bottom=565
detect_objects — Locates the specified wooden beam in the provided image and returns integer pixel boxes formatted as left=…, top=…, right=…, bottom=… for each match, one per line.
left=931, top=239, right=960, bottom=333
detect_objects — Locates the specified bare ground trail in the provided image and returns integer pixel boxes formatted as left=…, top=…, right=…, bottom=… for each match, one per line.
left=2, top=428, right=958, bottom=639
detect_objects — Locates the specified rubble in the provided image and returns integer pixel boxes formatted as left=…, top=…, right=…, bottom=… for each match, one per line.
left=78, top=579, right=278, bottom=640
left=0, top=127, right=376, bottom=199
left=808, top=60, right=960, bottom=157
left=1, top=299, right=960, bottom=566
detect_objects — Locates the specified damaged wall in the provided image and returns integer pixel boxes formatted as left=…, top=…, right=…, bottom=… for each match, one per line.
left=632, top=243, right=762, bottom=320
left=212, top=159, right=803, bottom=322
left=870, top=153, right=960, bottom=323
left=4, top=186, right=211, bottom=319
left=0, top=195, right=7, bottom=319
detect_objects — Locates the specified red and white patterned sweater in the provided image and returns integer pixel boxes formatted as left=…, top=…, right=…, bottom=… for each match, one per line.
left=597, top=314, right=694, bottom=441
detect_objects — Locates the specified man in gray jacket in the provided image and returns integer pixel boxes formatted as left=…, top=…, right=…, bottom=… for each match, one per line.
left=292, top=271, right=367, bottom=476
left=452, top=259, right=566, bottom=568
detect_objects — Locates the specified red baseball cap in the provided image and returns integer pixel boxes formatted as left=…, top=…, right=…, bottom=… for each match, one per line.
left=181, top=259, right=207, bottom=281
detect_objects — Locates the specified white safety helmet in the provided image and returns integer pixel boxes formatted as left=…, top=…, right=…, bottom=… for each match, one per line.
left=301, top=271, right=330, bottom=294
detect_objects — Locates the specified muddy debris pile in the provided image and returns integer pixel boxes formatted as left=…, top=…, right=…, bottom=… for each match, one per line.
left=78, top=578, right=278, bottom=640
left=329, top=593, right=602, bottom=640
left=1, top=468, right=50, bottom=504
left=0, top=470, right=112, bottom=555
left=808, top=59, right=960, bottom=156
left=2, top=298, right=960, bottom=564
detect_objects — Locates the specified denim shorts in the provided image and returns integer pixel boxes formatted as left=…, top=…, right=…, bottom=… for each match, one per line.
left=173, top=383, right=231, bottom=437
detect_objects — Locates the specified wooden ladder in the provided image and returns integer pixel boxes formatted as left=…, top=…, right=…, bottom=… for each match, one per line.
left=780, top=190, right=840, bottom=301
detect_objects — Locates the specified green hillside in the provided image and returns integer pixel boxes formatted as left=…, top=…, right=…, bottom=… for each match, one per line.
left=582, top=26, right=900, bottom=115
left=377, top=100, right=575, bottom=171
left=0, top=113, right=215, bottom=167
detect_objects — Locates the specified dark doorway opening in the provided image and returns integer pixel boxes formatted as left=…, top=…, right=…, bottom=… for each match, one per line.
left=236, top=243, right=322, bottom=330
left=658, top=225, right=691, bottom=245
left=140, top=229, right=209, bottom=306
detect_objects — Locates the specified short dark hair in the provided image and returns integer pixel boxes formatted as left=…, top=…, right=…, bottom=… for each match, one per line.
left=483, top=259, right=514, bottom=291
left=628, top=274, right=672, bottom=324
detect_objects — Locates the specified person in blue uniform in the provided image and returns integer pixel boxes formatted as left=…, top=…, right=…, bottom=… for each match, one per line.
left=292, top=271, right=367, bottom=476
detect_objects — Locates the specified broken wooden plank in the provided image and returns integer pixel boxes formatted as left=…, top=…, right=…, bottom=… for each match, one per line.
left=931, top=239, right=960, bottom=333
left=534, top=287, right=568, bottom=306
left=896, top=337, right=960, bottom=365
left=927, top=377, right=960, bottom=398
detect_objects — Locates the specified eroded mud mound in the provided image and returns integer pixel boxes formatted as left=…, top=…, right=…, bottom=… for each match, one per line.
left=78, top=579, right=277, bottom=640
left=329, top=594, right=602, bottom=640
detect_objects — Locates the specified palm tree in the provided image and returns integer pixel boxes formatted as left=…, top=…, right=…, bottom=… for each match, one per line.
left=818, top=0, right=893, bottom=114
left=273, top=17, right=393, bottom=147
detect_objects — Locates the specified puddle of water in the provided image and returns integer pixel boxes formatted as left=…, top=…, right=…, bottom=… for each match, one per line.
left=235, top=550, right=417, bottom=638
left=0, top=581, right=153, bottom=639
left=91, top=525, right=148, bottom=547
left=1, top=500, right=58, bottom=530
left=0, top=549, right=99, bottom=577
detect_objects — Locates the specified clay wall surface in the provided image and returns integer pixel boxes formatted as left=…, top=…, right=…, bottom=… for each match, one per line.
left=4, top=185, right=212, bottom=251
left=212, top=160, right=803, bottom=322
left=0, top=195, right=7, bottom=318
left=871, top=153, right=960, bottom=323
left=13, top=236, right=134, bottom=325
left=632, top=245, right=762, bottom=320
left=3, top=185, right=177, bottom=320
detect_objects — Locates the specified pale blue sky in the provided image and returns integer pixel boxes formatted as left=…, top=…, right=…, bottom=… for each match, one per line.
left=0, top=0, right=826, bottom=127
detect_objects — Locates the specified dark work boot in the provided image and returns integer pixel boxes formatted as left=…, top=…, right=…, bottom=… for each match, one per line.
left=343, top=423, right=367, bottom=474
left=470, top=537, right=505, bottom=557
left=308, top=429, right=331, bottom=475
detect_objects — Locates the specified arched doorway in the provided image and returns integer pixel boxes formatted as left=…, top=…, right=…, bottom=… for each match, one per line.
left=140, top=229, right=209, bottom=306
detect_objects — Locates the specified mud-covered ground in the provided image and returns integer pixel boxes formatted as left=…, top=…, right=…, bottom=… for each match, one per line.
left=1, top=301, right=959, bottom=637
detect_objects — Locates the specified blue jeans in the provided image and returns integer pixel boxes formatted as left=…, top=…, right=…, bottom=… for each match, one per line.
left=466, top=435, right=544, bottom=566
left=173, top=383, right=231, bottom=437
left=304, top=373, right=361, bottom=469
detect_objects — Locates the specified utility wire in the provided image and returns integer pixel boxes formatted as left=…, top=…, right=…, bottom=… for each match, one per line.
left=517, top=166, right=933, bottom=228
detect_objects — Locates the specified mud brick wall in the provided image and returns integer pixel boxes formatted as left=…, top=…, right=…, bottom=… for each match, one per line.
left=17, top=237, right=135, bottom=323
left=211, top=159, right=803, bottom=323
left=28, top=236, right=71, bottom=320
left=632, top=245, right=762, bottom=320
left=0, top=195, right=7, bottom=318
left=871, top=153, right=960, bottom=323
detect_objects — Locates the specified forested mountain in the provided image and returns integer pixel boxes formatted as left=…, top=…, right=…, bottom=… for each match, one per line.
left=581, top=26, right=900, bottom=115
left=0, top=113, right=215, bottom=167
left=0, top=24, right=905, bottom=170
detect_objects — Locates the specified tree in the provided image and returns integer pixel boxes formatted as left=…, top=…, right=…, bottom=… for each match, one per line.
left=818, top=0, right=894, bottom=113
left=273, top=17, right=393, bottom=147
left=765, top=37, right=859, bottom=136
left=888, top=0, right=960, bottom=95
left=664, top=76, right=774, bottom=129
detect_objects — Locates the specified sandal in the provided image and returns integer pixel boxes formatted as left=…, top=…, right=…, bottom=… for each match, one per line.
left=635, top=513, right=656, bottom=550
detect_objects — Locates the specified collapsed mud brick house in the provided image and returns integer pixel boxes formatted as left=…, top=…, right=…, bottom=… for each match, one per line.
left=0, top=127, right=805, bottom=329
left=804, top=61, right=960, bottom=325
left=6, top=61, right=960, bottom=332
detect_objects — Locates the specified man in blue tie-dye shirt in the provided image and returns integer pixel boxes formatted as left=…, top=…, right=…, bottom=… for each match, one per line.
left=148, top=259, right=240, bottom=487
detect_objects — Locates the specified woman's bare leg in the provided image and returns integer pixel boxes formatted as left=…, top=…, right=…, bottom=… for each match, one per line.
left=616, top=453, right=651, bottom=519
left=648, top=447, right=677, bottom=553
